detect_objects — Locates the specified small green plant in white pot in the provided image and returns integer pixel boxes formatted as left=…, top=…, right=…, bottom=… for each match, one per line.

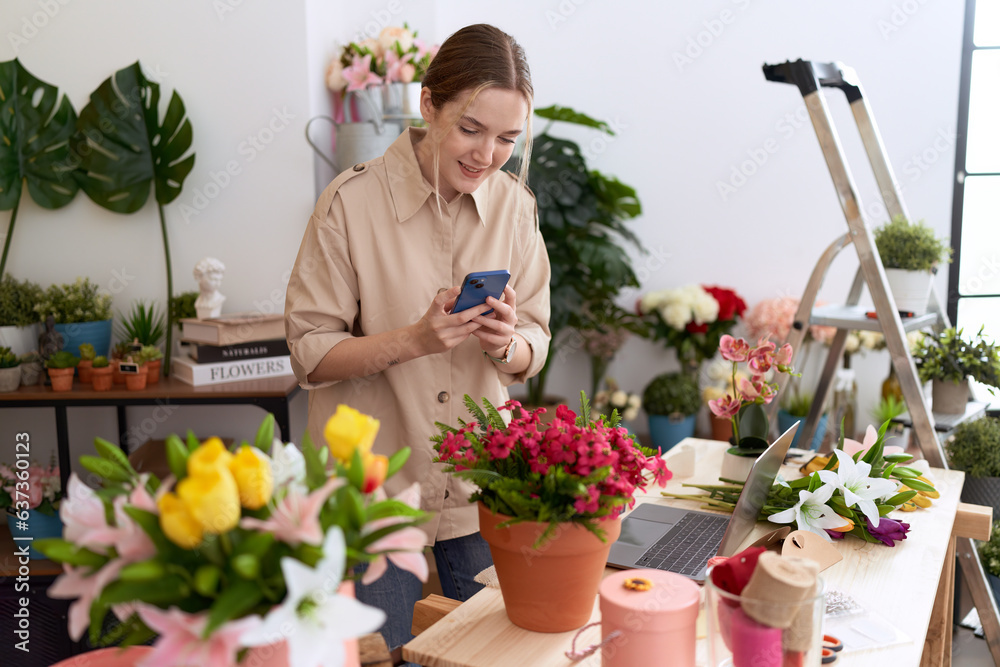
left=0, top=274, right=43, bottom=356
left=642, top=372, right=700, bottom=452
left=913, top=326, right=1000, bottom=414
left=0, top=346, right=21, bottom=392
left=873, top=215, right=952, bottom=316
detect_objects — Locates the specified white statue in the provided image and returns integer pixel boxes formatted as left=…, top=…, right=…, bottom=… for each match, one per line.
left=194, top=257, right=226, bottom=319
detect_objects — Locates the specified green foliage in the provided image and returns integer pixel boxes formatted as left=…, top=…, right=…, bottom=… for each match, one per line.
left=978, top=521, right=1000, bottom=578
left=874, top=215, right=952, bottom=271
left=642, top=372, right=700, bottom=417
left=92, top=355, right=110, bottom=368
left=871, top=395, right=907, bottom=424
left=513, top=106, right=644, bottom=405
left=913, top=326, right=1000, bottom=389
left=116, top=300, right=166, bottom=347
left=0, top=274, right=43, bottom=327
left=34, top=277, right=112, bottom=324
left=78, top=343, right=95, bottom=361
left=170, top=291, right=199, bottom=322
left=0, top=346, right=18, bottom=368
left=947, top=416, right=1000, bottom=478
left=137, top=345, right=163, bottom=364
left=45, top=350, right=79, bottom=369
left=782, top=391, right=813, bottom=417
left=112, top=341, right=135, bottom=360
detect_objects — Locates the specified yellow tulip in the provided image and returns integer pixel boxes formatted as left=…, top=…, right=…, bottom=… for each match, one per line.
left=229, top=445, right=274, bottom=509
left=177, top=469, right=241, bottom=534
left=188, top=437, right=234, bottom=477
left=324, top=404, right=380, bottom=462
left=158, top=492, right=204, bottom=549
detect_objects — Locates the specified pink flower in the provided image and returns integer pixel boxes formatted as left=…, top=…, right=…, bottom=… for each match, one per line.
left=82, top=481, right=158, bottom=563
left=362, top=484, right=427, bottom=585
left=738, top=376, right=761, bottom=401
left=60, top=474, right=115, bottom=551
left=342, top=54, right=382, bottom=91
left=136, top=604, right=260, bottom=667
left=241, top=477, right=343, bottom=546
left=775, top=343, right=794, bottom=366
left=384, top=50, right=414, bottom=83
left=414, top=38, right=438, bottom=61
left=719, top=335, right=750, bottom=362
left=842, top=424, right=905, bottom=457
left=708, top=395, right=741, bottom=419
left=49, top=560, right=124, bottom=641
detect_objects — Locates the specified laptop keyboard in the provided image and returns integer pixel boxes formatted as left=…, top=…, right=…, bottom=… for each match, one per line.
left=635, top=512, right=729, bottom=576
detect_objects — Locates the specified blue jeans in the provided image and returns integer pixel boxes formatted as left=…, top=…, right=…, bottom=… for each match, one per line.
left=355, top=531, right=494, bottom=653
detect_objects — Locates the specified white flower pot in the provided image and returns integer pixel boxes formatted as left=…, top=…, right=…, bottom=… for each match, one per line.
left=0, top=323, right=39, bottom=357
left=884, top=268, right=933, bottom=316
left=719, top=449, right=758, bottom=483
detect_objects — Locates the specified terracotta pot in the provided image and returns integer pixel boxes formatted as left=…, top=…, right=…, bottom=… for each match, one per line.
left=112, top=360, right=127, bottom=384
left=91, top=366, right=113, bottom=391
left=710, top=415, right=734, bottom=442
left=124, top=364, right=149, bottom=391
left=145, top=358, right=162, bottom=385
left=477, top=501, right=620, bottom=633
left=77, top=359, right=94, bottom=383
left=932, top=377, right=969, bottom=415
left=47, top=367, right=74, bottom=392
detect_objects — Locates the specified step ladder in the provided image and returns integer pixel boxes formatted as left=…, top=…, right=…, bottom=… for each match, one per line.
left=762, top=59, right=1000, bottom=664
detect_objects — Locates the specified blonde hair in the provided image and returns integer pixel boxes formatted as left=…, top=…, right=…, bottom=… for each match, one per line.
left=420, top=24, right=534, bottom=224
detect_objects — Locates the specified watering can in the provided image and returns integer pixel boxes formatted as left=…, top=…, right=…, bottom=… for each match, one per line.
left=306, top=88, right=401, bottom=175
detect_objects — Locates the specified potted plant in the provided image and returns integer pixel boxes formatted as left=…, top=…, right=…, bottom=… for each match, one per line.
left=116, top=300, right=166, bottom=379
left=34, top=410, right=427, bottom=664
left=592, top=377, right=641, bottom=425
left=111, top=341, right=135, bottom=384
left=170, top=290, right=199, bottom=358
left=90, top=355, right=113, bottom=392
left=873, top=215, right=952, bottom=316
left=34, top=277, right=114, bottom=357
left=913, top=326, right=1000, bottom=414
left=121, top=355, right=149, bottom=391
left=77, top=343, right=96, bottom=384
left=642, top=372, right=701, bottom=451
left=137, top=345, right=164, bottom=385
left=0, top=274, right=43, bottom=355
left=708, top=335, right=797, bottom=481
left=0, top=457, right=62, bottom=559
left=18, top=351, right=42, bottom=386
left=871, top=395, right=909, bottom=450
left=433, top=393, right=671, bottom=632
left=946, top=416, right=1000, bottom=517
left=45, top=350, right=78, bottom=392
left=978, top=522, right=1000, bottom=609
left=0, top=346, right=20, bottom=392
left=777, top=391, right=827, bottom=452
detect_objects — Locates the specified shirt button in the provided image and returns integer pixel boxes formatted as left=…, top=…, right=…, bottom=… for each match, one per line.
left=444, top=490, right=450, bottom=499
left=437, top=391, right=449, bottom=403
left=352, top=163, right=365, bottom=172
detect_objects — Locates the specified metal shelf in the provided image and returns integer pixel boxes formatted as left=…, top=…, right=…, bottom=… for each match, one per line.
left=892, top=400, right=988, bottom=433
left=809, top=304, right=937, bottom=333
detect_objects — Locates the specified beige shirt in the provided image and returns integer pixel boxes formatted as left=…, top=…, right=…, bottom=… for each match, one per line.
left=284, top=127, right=551, bottom=543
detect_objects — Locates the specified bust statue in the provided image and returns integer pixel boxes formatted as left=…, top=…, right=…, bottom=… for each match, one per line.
left=38, top=316, right=64, bottom=366
left=193, top=257, right=226, bottom=319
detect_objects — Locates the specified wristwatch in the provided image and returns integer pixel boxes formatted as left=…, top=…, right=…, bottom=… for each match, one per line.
left=484, top=337, right=517, bottom=365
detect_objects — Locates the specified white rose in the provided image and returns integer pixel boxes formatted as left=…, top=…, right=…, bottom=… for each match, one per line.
left=691, top=292, right=720, bottom=324
left=326, top=58, right=347, bottom=91
left=611, top=390, right=628, bottom=408
left=844, top=332, right=860, bottom=354
left=357, top=38, right=384, bottom=61
left=623, top=407, right=639, bottom=421
left=661, top=303, right=691, bottom=330
left=640, top=290, right=666, bottom=313
left=379, top=26, right=414, bottom=54
left=627, top=394, right=642, bottom=409
left=858, top=331, right=882, bottom=350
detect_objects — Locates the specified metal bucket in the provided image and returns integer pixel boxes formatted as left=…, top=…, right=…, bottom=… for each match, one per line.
left=306, top=88, right=402, bottom=177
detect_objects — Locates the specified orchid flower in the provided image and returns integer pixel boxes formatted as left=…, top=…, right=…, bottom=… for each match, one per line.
left=767, top=483, right=851, bottom=541
left=362, top=483, right=428, bottom=585
left=817, top=449, right=898, bottom=528
left=241, top=528, right=386, bottom=667
left=136, top=605, right=261, bottom=667
left=240, top=476, right=343, bottom=546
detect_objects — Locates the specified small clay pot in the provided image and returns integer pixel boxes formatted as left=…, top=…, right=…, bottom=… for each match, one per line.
left=47, top=367, right=75, bottom=392
left=145, top=358, right=162, bottom=385
left=77, top=359, right=94, bottom=384
left=112, top=360, right=127, bottom=384
left=91, top=366, right=113, bottom=391
left=124, top=364, right=149, bottom=391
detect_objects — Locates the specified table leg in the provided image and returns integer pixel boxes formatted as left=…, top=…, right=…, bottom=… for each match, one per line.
left=921, top=536, right=956, bottom=666
left=55, top=406, right=70, bottom=495
left=258, top=398, right=292, bottom=443
left=117, top=404, right=130, bottom=455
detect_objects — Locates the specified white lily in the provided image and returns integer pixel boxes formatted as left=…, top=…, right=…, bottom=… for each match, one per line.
left=768, top=483, right=850, bottom=542
left=271, top=439, right=308, bottom=495
left=817, top=449, right=898, bottom=528
left=241, top=527, right=386, bottom=667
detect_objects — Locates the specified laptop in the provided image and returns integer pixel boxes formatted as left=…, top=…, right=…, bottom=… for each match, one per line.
left=607, top=422, right=798, bottom=582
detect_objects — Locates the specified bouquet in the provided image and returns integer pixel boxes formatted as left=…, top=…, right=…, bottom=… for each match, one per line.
left=432, top=393, right=672, bottom=545
left=35, top=408, right=429, bottom=667
left=664, top=421, right=939, bottom=546
left=638, top=284, right=746, bottom=373
left=744, top=296, right=835, bottom=345
left=327, top=25, right=439, bottom=92
left=593, top=378, right=642, bottom=422
left=707, top=335, right=797, bottom=454
left=0, top=457, right=61, bottom=516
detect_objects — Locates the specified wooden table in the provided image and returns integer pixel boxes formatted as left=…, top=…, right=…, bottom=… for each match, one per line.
left=403, top=438, right=982, bottom=666
left=0, top=375, right=301, bottom=492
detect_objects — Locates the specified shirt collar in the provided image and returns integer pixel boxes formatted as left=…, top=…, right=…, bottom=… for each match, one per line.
left=385, top=127, right=490, bottom=225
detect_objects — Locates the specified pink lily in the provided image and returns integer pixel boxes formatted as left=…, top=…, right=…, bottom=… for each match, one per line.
left=384, top=49, right=414, bottom=83
left=342, top=54, right=382, bottom=91
left=241, top=477, right=344, bottom=546
left=136, top=604, right=260, bottom=667
left=708, top=395, right=740, bottom=420
left=842, top=424, right=905, bottom=458
left=49, top=560, right=124, bottom=641
left=60, top=473, right=115, bottom=550
left=361, top=483, right=428, bottom=585
left=719, top=335, right=750, bottom=362
left=414, top=38, right=439, bottom=61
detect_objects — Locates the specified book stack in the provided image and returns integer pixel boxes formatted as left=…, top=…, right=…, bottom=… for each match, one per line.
left=172, top=313, right=293, bottom=386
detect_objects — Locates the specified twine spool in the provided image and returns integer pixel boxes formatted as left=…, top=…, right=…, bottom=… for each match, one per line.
left=783, top=578, right=822, bottom=652
left=740, top=553, right=818, bottom=629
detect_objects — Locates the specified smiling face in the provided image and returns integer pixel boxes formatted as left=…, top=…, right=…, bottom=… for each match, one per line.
left=418, top=86, right=529, bottom=202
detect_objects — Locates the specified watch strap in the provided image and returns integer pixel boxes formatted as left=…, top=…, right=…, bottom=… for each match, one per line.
left=484, top=337, right=516, bottom=364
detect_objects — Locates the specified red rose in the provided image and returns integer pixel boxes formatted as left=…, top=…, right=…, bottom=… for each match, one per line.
left=704, top=286, right=746, bottom=323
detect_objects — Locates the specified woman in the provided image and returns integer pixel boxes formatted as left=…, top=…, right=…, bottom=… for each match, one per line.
left=284, top=24, right=551, bottom=652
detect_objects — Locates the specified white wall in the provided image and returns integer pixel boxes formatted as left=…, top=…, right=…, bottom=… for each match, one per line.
left=0, top=0, right=964, bottom=469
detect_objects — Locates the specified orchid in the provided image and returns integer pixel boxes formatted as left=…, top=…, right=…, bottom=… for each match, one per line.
left=767, top=483, right=850, bottom=541
left=817, top=449, right=898, bottom=527
left=242, top=528, right=386, bottom=667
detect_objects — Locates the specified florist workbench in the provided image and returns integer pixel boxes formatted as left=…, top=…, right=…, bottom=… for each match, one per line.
left=403, top=438, right=990, bottom=667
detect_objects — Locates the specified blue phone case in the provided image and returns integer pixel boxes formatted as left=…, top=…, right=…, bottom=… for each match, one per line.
left=452, top=270, right=510, bottom=315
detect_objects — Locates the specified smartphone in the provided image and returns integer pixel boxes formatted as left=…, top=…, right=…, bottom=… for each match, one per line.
left=452, top=270, right=511, bottom=316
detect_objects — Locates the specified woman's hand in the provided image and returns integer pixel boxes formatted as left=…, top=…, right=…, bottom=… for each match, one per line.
left=413, top=286, right=490, bottom=355
left=472, top=285, right=518, bottom=357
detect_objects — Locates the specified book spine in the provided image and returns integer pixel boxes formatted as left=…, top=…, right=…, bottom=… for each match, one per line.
left=193, top=339, right=290, bottom=363
left=175, top=356, right=293, bottom=386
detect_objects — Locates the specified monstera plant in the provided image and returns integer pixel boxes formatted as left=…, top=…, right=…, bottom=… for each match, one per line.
left=0, top=59, right=80, bottom=278
left=72, top=62, right=195, bottom=374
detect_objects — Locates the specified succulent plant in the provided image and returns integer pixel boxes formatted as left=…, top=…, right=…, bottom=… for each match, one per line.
left=138, top=345, right=163, bottom=364
left=92, top=355, right=110, bottom=368
left=0, top=346, right=19, bottom=369
left=115, top=300, right=166, bottom=347
left=45, top=350, right=79, bottom=369
left=78, top=343, right=96, bottom=361
left=642, top=372, right=700, bottom=417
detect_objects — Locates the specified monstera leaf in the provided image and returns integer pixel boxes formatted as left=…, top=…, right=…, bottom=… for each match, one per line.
left=0, top=59, right=79, bottom=276
left=74, top=61, right=196, bottom=374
